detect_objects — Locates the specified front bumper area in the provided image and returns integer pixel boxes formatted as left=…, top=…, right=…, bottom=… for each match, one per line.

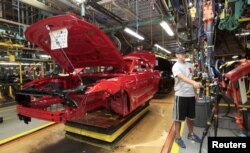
left=16, top=104, right=73, bottom=123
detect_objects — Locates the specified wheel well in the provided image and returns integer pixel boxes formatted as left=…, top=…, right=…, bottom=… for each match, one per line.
left=123, top=90, right=131, bottom=112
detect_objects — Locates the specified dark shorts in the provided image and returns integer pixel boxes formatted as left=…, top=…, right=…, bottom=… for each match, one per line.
left=173, top=96, right=195, bottom=121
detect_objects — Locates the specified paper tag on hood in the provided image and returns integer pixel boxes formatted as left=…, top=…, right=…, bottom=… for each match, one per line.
left=49, top=28, right=68, bottom=50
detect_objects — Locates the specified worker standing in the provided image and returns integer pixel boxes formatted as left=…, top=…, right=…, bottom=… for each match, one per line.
left=172, top=46, right=202, bottom=149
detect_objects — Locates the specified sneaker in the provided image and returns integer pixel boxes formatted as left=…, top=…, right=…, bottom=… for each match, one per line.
left=187, top=133, right=201, bottom=143
left=175, top=137, right=186, bottom=148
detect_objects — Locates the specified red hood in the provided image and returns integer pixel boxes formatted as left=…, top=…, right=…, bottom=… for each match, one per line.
left=25, top=14, right=126, bottom=72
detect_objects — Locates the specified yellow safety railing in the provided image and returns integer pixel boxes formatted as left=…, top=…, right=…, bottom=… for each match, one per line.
left=0, top=42, right=24, bottom=48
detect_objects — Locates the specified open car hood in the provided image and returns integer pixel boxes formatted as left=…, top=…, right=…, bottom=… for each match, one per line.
left=25, top=14, right=126, bottom=72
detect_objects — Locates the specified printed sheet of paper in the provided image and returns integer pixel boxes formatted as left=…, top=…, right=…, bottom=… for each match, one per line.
left=49, top=28, right=68, bottom=50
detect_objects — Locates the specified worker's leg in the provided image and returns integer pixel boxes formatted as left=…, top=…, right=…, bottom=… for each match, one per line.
left=186, top=117, right=194, bottom=135
left=173, top=96, right=187, bottom=148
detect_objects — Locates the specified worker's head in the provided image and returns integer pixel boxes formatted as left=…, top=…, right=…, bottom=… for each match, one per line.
left=175, top=47, right=188, bottom=61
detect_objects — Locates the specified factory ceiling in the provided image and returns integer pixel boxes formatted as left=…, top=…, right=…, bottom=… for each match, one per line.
left=0, top=0, right=250, bottom=59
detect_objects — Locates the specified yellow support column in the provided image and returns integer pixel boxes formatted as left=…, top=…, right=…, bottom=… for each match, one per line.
left=9, top=85, right=14, bottom=99
left=8, top=51, right=16, bottom=62
left=0, top=85, right=4, bottom=104
left=19, top=63, right=23, bottom=90
left=206, top=80, right=210, bottom=97
left=19, top=63, right=23, bottom=85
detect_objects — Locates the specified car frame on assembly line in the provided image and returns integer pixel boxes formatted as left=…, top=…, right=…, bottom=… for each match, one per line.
left=15, top=14, right=161, bottom=124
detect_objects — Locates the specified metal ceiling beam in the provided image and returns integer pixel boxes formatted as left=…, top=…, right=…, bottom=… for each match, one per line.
left=88, top=2, right=124, bottom=24
left=155, top=0, right=168, bottom=16
left=161, top=0, right=173, bottom=16
left=57, top=0, right=80, bottom=12
left=48, top=0, right=79, bottom=13
left=20, top=0, right=63, bottom=14
left=103, top=16, right=174, bottom=32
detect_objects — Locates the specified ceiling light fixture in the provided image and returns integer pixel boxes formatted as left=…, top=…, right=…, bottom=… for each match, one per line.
left=235, top=32, right=250, bottom=36
left=75, top=0, right=85, bottom=4
left=188, top=0, right=193, bottom=7
left=124, top=27, right=145, bottom=40
left=188, top=2, right=193, bottom=7
left=154, top=44, right=171, bottom=54
left=160, top=21, right=174, bottom=36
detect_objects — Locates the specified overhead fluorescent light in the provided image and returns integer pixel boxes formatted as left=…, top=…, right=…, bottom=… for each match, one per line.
left=154, top=44, right=171, bottom=54
left=188, top=0, right=193, bottom=7
left=124, top=27, right=145, bottom=40
left=160, top=21, right=174, bottom=36
left=235, top=32, right=250, bottom=36
left=75, top=0, right=85, bottom=3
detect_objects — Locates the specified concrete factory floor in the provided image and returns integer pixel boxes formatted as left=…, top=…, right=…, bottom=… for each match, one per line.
left=0, top=92, right=174, bottom=153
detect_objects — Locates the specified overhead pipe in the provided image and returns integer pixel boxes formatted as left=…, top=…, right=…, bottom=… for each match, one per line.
left=0, top=18, right=28, bottom=27
left=154, top=1, right=165, bottom=17
left=88, top=2, right=124, bottom=24
left=20, top=0, right=63, bottom=14
left=160, top=0, right=173, bottom=17
left=57, top=0, right=80, bottom=12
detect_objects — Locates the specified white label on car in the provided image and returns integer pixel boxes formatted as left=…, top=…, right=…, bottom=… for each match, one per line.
left=49, top=28, right=68, bottom=50
left=239, top=77, right=247, bottom=104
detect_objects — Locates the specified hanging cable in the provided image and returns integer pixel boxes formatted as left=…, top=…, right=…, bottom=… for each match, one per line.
left=136, top=0, right=139, bottom=33
left=17, top=0, right=21, bottom=37
left=121, top=32, right=133, bottom=48
left=46, top=25, right=83, bottom=85
left=150, top=0, right=154, bottom=45
left=153, top=1, right=165, bottom=51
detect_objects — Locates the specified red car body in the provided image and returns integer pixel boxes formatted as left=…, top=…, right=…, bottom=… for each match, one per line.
left=16, top=14, right=161, bottom=123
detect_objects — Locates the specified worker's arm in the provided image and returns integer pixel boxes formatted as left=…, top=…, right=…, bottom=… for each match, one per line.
left=176, top=73, right=202, bottom=89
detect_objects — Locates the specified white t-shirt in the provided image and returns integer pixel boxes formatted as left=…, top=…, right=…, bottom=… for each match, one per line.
left=172, top=61, right=195, bottom=97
